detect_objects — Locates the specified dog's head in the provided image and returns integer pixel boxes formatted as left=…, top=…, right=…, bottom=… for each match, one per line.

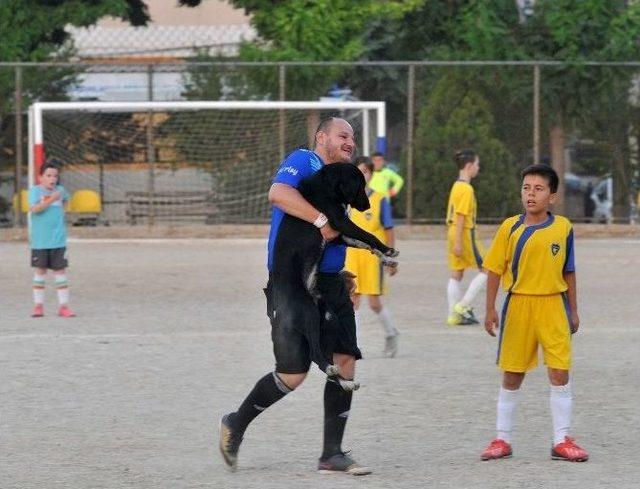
left=321, top=162, right=370, bottom=211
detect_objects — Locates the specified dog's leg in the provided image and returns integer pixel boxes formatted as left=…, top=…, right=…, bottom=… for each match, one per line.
left=303, top=297, right=336, bottom=376
left=327, top=212, right=399, bottom=258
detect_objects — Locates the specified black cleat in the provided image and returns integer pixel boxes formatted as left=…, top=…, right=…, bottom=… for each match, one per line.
left=318, top=452, right=372, bottom=476
left=219, top=414, right=243, bottom=472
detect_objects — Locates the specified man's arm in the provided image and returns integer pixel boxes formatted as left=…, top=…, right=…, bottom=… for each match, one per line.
left=563, top=271, right=579, bottom=333
left=268, top=183, right=338, bottom=241
left=484, top=271, right=501, bottom=337
left=387, top=169, right=404, bottom=197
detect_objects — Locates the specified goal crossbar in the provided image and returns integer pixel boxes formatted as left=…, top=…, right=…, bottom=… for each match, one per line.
left=29, top=100, right=387, bottom=185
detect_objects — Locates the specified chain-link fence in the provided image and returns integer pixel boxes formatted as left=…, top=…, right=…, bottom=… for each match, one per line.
left=1, top=61, right=639, bottom=227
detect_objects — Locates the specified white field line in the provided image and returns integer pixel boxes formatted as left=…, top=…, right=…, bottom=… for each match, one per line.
left=1, top=327, right=637, bottom=342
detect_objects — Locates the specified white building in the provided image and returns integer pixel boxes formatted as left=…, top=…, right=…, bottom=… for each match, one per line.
left=66, top=0, right=256, bottom=101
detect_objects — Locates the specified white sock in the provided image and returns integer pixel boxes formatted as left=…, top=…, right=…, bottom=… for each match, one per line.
left=55, top=275, right=70, bottom=306
left=33, top=274, right=45, bottom=304
left=496, top=387, right=520, bottom=443
left=460, top=272, right=487, bottom=307
left=550, top=383, right=572, bottom=445
left=447, top=278, right=463, bottom=316
left=377, top=306, right=398, bottom=337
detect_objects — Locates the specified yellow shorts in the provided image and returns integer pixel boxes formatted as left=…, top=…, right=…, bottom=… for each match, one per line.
left=497, top=293, right=572, bottom=372
left=344, top=247, right=386, bottom=296
left=447, top=226, right=485, bottom=271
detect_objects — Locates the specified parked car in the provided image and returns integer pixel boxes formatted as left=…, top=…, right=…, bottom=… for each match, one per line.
left=590, top=176, right=613, bottom=223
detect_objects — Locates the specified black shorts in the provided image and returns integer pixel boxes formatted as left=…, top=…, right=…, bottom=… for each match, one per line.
left=266, top=272, right=362, bottom=374
left=31, top=247, right=68, bottom=271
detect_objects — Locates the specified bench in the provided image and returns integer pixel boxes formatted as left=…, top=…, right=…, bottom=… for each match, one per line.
left=126, top=191, right=216, bottom=224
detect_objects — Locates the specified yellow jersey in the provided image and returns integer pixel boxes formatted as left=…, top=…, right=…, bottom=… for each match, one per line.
left=483, top=213, right=575, bottom=295
left=349, top=190, right=393, bottom=243
left=446, top=181, right=477, bottom=229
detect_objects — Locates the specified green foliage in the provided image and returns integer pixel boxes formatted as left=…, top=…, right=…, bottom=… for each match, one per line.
left=183, top=0, right=419, bottom=101
left=0, top=0, right=158, bottom=171
left=412, top=73, right=519, bottom=221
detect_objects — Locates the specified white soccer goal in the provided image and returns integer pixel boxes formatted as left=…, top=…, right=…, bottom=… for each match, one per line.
left=29, top=100, right=386, bottom=225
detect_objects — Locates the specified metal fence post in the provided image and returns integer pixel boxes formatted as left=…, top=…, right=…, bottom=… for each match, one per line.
left=146, top=64, right=156, bottom=225
left=533, top=64, right=540, bottom=165
left=406, top=64, right=415, bottom=225
left=14, top=66, right=24, bottom=226
left=279, top=64, right=286, bottom=161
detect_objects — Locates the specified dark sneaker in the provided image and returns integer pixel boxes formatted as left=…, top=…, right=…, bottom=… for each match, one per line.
left=318, top=452, right=372, bottom=476
left=458, top=316, right=479, bottom=325
left=219, top=414, right=243, bottom=472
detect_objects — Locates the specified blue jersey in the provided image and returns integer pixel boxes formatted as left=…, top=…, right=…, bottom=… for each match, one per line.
left=267, top=149, right=347, bottom=274
left=29, top=184, right=70, bottom=250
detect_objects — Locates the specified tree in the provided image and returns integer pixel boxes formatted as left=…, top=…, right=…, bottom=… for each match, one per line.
left=182, top=0, right=417, bottom=101
left=412, top=71, right=519, bottom=221
left=356, top=0, right=640, bottom=218
left=0, top=0, right=202, bottom=172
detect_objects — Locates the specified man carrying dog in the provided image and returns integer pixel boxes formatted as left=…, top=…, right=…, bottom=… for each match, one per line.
left=219, top=117, right=372, bottom=476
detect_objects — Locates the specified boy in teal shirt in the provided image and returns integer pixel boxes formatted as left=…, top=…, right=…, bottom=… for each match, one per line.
left=29, top=160, right=75, bottom=318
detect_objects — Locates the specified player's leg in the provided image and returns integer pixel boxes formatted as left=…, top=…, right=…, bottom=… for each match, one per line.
left=547, top=368, right=587, bottom=461
left=31, top=260, right=47, bottom=317
left=52, top=248, right=74, bottom=317
left=481, top=371, right=523, bottom=461
left=316, top=273, right=371, bottom=475
left=483, top=295, right=537, bottom=460
left=219, top=281, right=310, bottom=471
left=368, top=295, right=399, bottom=357
left=541, top=295, right=588, bottom=461
left=455, top=269, right=487, bottom=323
left=447, top=269, right=464, bottom=325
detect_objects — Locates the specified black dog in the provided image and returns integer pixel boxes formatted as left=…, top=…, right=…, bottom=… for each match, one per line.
left=267, top=163, right=398, bottom=390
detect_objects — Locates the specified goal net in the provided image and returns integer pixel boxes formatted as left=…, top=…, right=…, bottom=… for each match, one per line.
left=29, top=101, right=386, bottom=225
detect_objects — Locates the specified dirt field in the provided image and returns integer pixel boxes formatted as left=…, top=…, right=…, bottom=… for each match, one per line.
left=1, top=237, right=639, bottom=489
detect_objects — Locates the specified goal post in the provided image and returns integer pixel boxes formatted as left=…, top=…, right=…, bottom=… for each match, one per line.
left=29, top=100, right=386, bottom=224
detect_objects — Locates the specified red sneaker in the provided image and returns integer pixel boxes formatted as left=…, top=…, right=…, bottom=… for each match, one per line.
left=551, top=436, right=589, bottom=462
left=481, top=439, right=513, bottom=460
left=31, top=304, right=44, bottom=317
left=58, top=306, right=76, bottom=318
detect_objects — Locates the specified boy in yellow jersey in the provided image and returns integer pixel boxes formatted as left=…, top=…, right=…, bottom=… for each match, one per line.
left=345, top=157, right=399, bottom=357
left=446, top=149, right=487, bottom=325
left=369, top=152, right=404, bottom=199
left=480, top=164, right=588, bottom=463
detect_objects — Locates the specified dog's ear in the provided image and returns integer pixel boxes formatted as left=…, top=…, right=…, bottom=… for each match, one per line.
left=351, top=178, right=370, bottom=211
left=337, top=164, right=370, bottom=211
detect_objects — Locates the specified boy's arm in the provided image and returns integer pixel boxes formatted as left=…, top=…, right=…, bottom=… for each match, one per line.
left=484, top=271, right=501, bottom=337
left=563, top=271, right=579, bottom=333
left=454, top=213, right=465, bottom=256
left=384, top=228, right=397, bottom=275
left=29, top=191, right=61, bottom=213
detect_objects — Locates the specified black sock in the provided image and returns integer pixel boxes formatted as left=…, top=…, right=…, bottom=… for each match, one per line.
left=321, top=378, right=353, bottom=459
left=230, top=372, right=291, bottom=434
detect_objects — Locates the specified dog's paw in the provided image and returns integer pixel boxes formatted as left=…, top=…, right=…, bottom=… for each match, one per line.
left=325, top=365, right=340, bottom=377
left=384, top=248, right=399, bottom=258
left=382, top=256, right=398, bottom=268
left=338, top=379, right=360, bottom=392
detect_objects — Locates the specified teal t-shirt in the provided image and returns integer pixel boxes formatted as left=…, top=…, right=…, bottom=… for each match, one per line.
left=29, top=185, right=70, bottom=250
